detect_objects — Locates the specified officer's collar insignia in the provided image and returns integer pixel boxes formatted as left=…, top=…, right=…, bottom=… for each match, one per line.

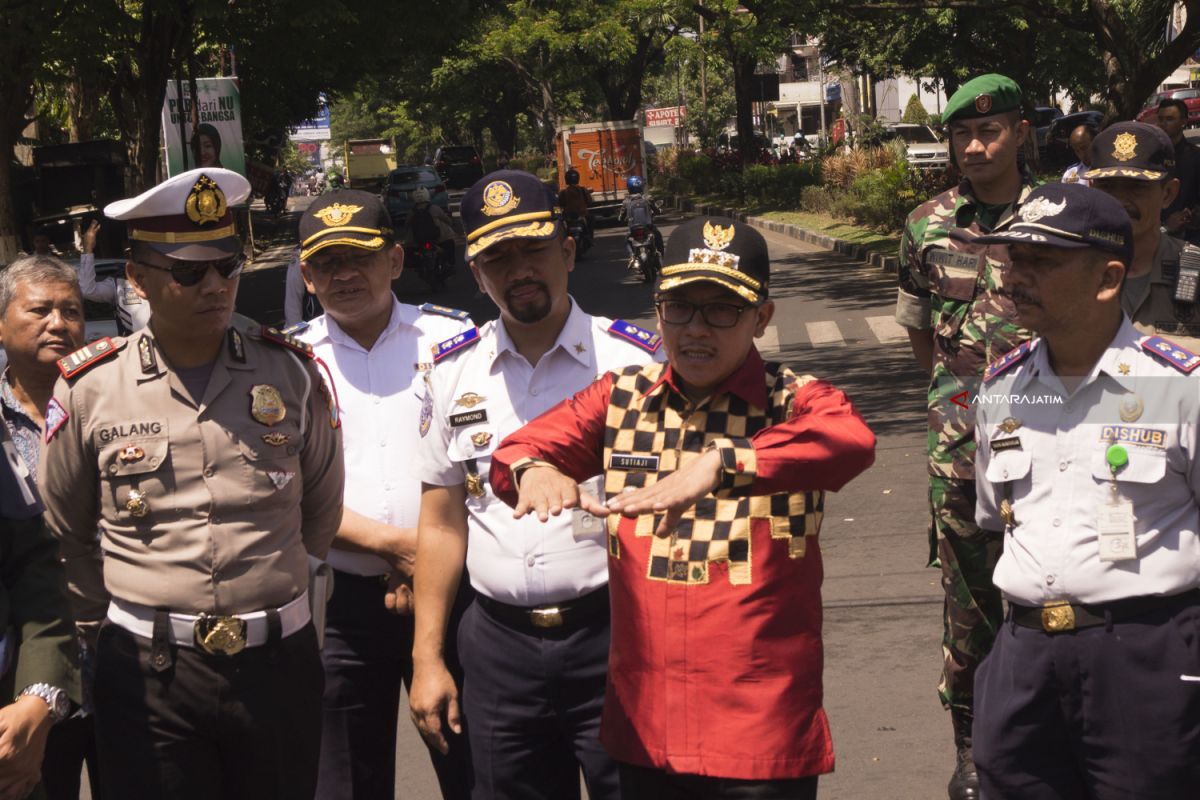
left=702, top=220, right=735, bottom=251
left=1112, top=132, right=1138, bottom=163
left=228, top=328, right=246, bottom=363
left=974, top=94, right=993, bottom=114
left=138, top=334, right=157, bottom=374
left=185, top=174, right=227, bottom=225
left=1141, top=335, right=1200, bottom=373
left=481, top=180, right=520, bottom=217
left=998, top=417, right=1022, bottom=434
left=983, top=341, right=1033, bottom=382
left=1118, top=362, right=1131, bottom=375
left=315, top=203, right=362, bottom=227
left=1019, top=197, right=1067, bottom=223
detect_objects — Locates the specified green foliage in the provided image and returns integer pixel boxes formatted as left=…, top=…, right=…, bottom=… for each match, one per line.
left=902, top=95, right=930, bottom=125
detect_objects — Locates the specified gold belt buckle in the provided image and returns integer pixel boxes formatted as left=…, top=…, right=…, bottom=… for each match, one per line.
left=194, top=615, right=248, bottom=655
left=529, top=607, right=563, bottom=628
left=1040, top=601, right=1076, bottom=633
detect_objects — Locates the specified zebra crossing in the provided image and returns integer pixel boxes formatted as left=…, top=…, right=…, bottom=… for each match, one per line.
left=758, top=314, right=909, bottom=355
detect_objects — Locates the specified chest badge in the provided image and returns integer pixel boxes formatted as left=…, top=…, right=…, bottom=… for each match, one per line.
left=261, top=432, right=290, bottom=447
left=997, top=417, right=1023, bottom=434
left=125, top=489, right=150, bottom=518
left=249, top=384, right=286, bottom=426
left=1118, top=393, right=1143, bottom=423
left=455, top=392, right=486, bottom=409
left=118, top=445, right=146, bottom=464
left=470, top=432, right=493, bottom=449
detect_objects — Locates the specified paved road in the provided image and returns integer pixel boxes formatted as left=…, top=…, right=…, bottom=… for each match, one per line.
left=83, top=201, right=950, bottom=799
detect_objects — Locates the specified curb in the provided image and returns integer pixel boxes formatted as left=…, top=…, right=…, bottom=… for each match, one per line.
left=670, top=196, right=900, bottom=274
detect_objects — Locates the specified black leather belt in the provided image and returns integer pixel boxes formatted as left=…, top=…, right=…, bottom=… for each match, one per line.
left=1010, top=589, right=1199, bottom=633
left=476, top=586, right=609, bottom=632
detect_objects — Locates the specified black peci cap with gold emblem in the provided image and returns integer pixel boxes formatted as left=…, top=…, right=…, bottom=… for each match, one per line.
left=461, top=170, right=561, bottom=260
left=657, top=216, right=771, bottom=305
left=298, top=190, right=394, bottom=261
left=1084, top=121, right=1176, bottom=182
left=103, top=168, right=251, bottom=261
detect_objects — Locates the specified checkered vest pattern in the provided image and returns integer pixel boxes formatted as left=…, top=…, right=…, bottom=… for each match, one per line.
left=602, top=361, right=825, bottom=585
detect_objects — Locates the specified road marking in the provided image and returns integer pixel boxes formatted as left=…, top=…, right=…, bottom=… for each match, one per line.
left=865, top=315, right=909, bottom=344
left=806, top=321, right=846, bottom=348
left=758, top=325, right=780, bottom=353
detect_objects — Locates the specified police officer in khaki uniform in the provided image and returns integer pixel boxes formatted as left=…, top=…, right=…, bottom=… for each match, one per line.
left=1085, top=121, right=1200, bottom=352
left=38, top=168, right=344, bottom=800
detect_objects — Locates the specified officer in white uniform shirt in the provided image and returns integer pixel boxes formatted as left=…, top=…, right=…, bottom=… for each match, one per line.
left=967, top=183, right=1200, bottom=798
left=409, top=170, right=662, bottom=800
left=78, top=219, right=151, bottom=334
left=293, top=190, right=473, bottom=800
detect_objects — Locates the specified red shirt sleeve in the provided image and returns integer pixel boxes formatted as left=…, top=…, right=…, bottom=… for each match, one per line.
left=489, top=372, right=614, bottom=508
left=729, top=379, right=876, bottom=496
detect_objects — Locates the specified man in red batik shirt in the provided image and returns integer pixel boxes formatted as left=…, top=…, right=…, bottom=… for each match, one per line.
left=490, top=216, right=876, bottom=800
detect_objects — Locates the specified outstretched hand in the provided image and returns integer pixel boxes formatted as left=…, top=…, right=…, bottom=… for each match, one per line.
left=512, top=466, right=609, bottom=522
left=605, top=449, right=722, bottom=537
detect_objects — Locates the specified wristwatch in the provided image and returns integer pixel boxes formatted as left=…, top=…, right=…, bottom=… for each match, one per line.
left=18, top=683, right=70, bottom=724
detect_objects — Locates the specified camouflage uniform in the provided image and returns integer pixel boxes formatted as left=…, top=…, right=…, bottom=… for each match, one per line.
left=895, top=178, right=1035, bottom=713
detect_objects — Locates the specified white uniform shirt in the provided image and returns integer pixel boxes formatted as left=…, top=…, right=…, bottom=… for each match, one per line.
left=976, top=317, right=1200, bottom=605
left=416, top=298, right=663, bottom=605
left=78, top=253, right=151, bottom=334
left=300, top=299, right=472, bottom=576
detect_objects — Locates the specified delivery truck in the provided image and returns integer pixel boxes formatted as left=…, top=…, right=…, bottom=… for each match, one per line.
left=554, top=121, right=646, bottom=220
left=344, top=138, right=397, bottom=193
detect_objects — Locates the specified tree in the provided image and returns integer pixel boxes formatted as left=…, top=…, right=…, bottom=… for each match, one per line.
left=902, top=93, right=931, bottom=124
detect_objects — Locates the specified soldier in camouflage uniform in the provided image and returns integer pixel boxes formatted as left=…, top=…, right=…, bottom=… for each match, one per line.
left=893, top=74, right=1035, bottom=800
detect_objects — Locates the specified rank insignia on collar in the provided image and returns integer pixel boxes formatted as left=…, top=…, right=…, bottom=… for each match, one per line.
left=261, top=326, right=314, bottom=358
left=58, top=337, right=119, bottom=379
left=228, top=329, right=246, bottom=363
left=138, top=335, right=157, bottom=374
left=250, top=384, right=286, bottom=426
left=1118, top=362, right=1131, bottom=375
left=185, top=174, right=227, bottom=225
left=983, top=341, right=1033, bottom=382
left=574, top=342, right=586, bottom=354
left=44, top=398, right=68, bottom=443
left=608, top=320, right=662, bottom=354
left=1141, top=335, right=1200, bottom=373
left=432, top=328, right=480, bottom=363
left=455, top=392, right=486, bottom=409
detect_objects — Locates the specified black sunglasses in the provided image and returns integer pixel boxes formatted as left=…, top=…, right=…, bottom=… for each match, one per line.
left=655, top=299, right=752, bottom=329
left=139, top=254, right=246, bottom=287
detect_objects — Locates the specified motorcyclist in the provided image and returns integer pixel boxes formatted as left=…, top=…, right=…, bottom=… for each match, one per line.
left=403, top=186, right=457, bottom=275
left=557, top=168, right=593, bottom=241
left=620, top=175, right=663, bottom=266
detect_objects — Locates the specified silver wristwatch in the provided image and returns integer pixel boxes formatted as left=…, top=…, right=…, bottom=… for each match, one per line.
left=18, top=683, right=70, bottom=724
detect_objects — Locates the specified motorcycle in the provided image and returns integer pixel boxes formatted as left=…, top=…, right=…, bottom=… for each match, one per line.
left=409, top=239, right=451, bottom=291
left=627, top=225, right=660, bottom=284
left=565, top=212, right=592, bottom=258
left=264, top=171, right=292, bottom=216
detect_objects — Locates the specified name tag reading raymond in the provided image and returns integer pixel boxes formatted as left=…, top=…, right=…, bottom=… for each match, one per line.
left=609, top=453, right=659, bottom=471
left=449, top=410, right=487, bottom=428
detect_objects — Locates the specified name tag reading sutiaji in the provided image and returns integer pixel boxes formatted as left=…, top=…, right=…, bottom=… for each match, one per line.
left=609, top=453, right=660, bottom=471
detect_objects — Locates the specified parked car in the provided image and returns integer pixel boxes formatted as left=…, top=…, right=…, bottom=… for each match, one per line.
left=1135, top=87, right=1200, bottom=127
left=381, top=166, right=450, bottom=226
left=1043, top=110, right=1104, bottom=172
left=433, top=145, right=484, bottom=189
left=1032, top=106, right=1064, bottom=149
left=883, top=124, right=950, bottom=170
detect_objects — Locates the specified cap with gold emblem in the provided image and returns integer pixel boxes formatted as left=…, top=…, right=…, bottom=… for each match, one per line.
left=1084, top=121, right=1176, bottom=182
left=941, top=73, right=1023, bottom=125
left=461, top=170, right=561, bottom=260
left=104, top=168, right=251, bottom=261
left=298, top=189, right=393, bottom=261
left=657, top=216, right=770, bottom=305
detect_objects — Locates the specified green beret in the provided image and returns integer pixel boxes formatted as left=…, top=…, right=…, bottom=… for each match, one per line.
left=942, top=74, right=1023, bottom=124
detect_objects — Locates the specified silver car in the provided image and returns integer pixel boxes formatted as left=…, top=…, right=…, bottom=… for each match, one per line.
left=887, top=124, right=951, bottom=171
